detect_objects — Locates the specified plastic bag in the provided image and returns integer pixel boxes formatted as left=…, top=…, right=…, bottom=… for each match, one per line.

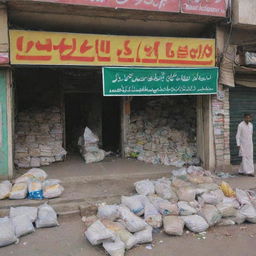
left=43, top=181, right=64, bottom=199
left=154, top=178, right=177, bottom=201
left=84, top=127, right=99, bottom=144
left=239, top=204, right=256, bottom=223
left=148, top=195, right=179, bottom=216
left=236, top=189, right=251, bottom=205
left=118, top=206, right=147, bottom=233
left=97, top=205, right=119, bottom=221
left=134, top=225, right=153, bottom=244
left=0, top=217, right=18, bottom=247
left=15, top=168, right=48, bottom=184
left=121, top=195, right=144, bottom=216
left=9, top=183, right=28, bottom=199
left=85, top=220, right=115, bottom=245
left=12, top=215, right=35, bottom=238
left=10, top=206, right=38, bottom=223
left=36, top=203, right=59, bottom=228
left=220, top=181, right=235, bottom=198
left=103, top=237, right=125, bottom=256
left=163, top=216, right=184, bottom=236
left=200, top=204, right=222, bottom=226
left=177, top=186, right=196, bottom=202
left=0, top=181, right=12, bottom=200
left=216, top=203, right=236, bottom=217
left=182, top=215, right=209, bottom=233
left=134, top=180, right=155, bottom=196
left=178, top=201, right=197, bottom=216
left=200, top=190, right=224, bottom=205
left=144, top=201, right=162, bottom=228
left=28, top=181, right=43, bottom=200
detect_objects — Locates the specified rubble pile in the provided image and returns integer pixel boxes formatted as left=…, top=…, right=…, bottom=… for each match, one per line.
left=84, top=166, right=256, bottom=256
left=125, top=97, right=198, bottom=167
left=0, top=203, right=59, bottom=247
left=78, top=127, right=106, bottom=164
left=14, top=107, right=67, bottom=168
left=0, top=168, right=64, bottom=200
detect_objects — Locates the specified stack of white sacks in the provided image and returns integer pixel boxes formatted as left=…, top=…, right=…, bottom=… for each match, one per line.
left=0, top=203, right=59, bottom=247
left=84, top=166, right=256, bottom=256
left=0, top=168, right=64, bottom=200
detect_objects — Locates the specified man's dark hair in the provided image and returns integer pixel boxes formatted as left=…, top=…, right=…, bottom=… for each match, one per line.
left=244, top=113, right=252, bottom=117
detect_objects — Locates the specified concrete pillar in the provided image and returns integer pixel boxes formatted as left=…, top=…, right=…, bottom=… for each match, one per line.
left=197, top=95, right=215, bottom=171
left=121, top=97, right=130, bottom=158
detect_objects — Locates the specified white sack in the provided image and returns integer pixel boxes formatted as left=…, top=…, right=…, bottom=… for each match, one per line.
left=43, top=183, right=64, bottom=199
left=149, top=196, right=179, bottom=216
left=103, top=237, right=125, bottom=256
left=239, top=204, right=256, bottom=223
left=200, top=204, right=222, bottom=226
left=200, top=190, right=224, bottom=205
left=121, top=195, right=144, bottom=216
left=154, top=178, right=177, bottom=201
left=134, top=180, right=155, bottom=196
left=118, top=206, right=147, bottom=233
left=97, top=205, right=119, bottom=221
left=36, top=203, right=59, bottom=228
left=177, top=186, right=196, bottom=202
left=134, top=225, right=153, bottom=244
left=10, top=206, right=38, bottom=223
left=178, top=201, right=197, bottom=216
left=0, top=181, right=12, bottom=200
left=144, top=201, right=162, bottom=228
left=15, top=168, right=47, bottom=184
left=236, top=189, right=251, bottom=205
left=85, top=220, right=115, bottom=245
left=182, top=215, right=209, bottom=233
left=9, top=183, right=28, bottom=199
left=163, top=216, right=184, bottom=236
left=12, top=215, right=35, bottom=238
left=216, top=203, right=237, bottom=217
left=0, top=217, right=18, bottom=247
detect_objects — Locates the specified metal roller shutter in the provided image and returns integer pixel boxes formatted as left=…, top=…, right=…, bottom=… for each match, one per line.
left=230, top=85, right=256, bottom=164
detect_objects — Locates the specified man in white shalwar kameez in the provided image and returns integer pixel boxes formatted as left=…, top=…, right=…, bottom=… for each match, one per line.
left=236, top=114, right=254, bottom=176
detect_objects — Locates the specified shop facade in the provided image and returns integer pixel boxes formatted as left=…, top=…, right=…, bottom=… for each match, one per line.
left=0, top=0, right=229, bottom=178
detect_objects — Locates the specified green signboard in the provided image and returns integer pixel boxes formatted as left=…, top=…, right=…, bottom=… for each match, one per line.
left=103, top=67, right=218, bottom=96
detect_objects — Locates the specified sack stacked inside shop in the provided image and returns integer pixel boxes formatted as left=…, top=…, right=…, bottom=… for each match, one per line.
left=125, top=97, right=198, bottom=167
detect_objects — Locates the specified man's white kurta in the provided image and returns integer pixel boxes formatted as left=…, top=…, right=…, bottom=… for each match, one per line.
left=236, top=121, right=254, bottom=174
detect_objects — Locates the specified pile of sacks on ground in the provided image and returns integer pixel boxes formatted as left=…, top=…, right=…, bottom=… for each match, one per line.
left=0, top=168, right=64, bottom=200
left=84, top=166, right=256, bottom=256
left=125, top=97, right=198, bottom=167
left=78, top=127, right=106, bottom=164
left=0, top=203, right=59, bottom=247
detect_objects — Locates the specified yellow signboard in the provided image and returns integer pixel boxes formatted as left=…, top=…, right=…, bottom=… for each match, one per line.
left=10, top=30, right=215, bottom=67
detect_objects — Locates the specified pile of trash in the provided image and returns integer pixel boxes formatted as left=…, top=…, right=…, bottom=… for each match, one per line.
left=84, top=166, right=256, bottom=256
left=0, top=168, right=64, bottom=200
left=14, top=107, right=67, bottom=168
left=125, top=97, right=198, bottom=167
left=78, top=127, right=106, bottom=164
left=0, top=203, right=59, bottom=247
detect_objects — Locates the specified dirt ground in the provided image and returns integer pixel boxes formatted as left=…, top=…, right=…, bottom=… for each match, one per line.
left=1, top=214, right=256, bottom=256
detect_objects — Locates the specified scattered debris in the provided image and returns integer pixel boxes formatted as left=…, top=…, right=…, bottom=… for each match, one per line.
left=145, top=244, right=153, bottom=250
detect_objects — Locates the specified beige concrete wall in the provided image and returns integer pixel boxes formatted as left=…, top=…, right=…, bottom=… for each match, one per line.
left=0, top=4, right=8, bottom=52
left=233, top=0, right=256, bottom=26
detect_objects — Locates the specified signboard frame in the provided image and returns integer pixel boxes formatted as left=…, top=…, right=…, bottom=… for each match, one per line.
left=102, top=67, right=218, bottom=96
